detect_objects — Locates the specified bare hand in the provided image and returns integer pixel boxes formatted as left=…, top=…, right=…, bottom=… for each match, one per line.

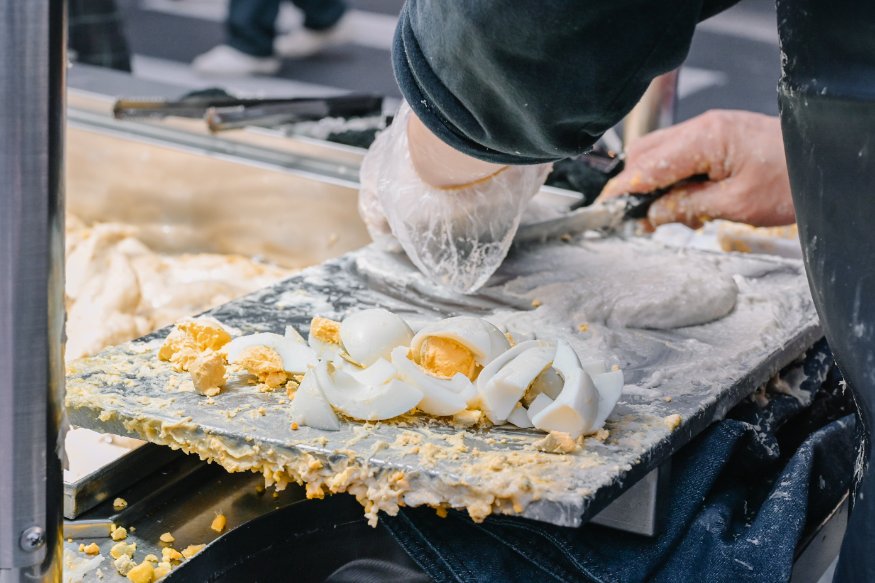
left=599, top=110, right=794, bottom=228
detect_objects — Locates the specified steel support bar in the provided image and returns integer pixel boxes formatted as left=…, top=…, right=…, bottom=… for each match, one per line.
left=0, top=0, right=65, bottom=581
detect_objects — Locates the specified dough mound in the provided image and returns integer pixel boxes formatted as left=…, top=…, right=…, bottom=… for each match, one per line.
left=580, top=258, right=739, bottom=329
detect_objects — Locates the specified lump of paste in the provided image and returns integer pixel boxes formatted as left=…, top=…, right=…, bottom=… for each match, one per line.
left=583, top=259, right=739, bottom=329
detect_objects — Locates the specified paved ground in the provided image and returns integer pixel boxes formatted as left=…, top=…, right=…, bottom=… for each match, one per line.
left=116, top=0, right=783, bottom=122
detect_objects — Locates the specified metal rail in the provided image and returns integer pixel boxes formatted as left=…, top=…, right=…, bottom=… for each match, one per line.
left=0, top=0, right=65, bottom=581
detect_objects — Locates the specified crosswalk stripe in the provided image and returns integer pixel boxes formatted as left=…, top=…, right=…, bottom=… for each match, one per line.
left=131, top=54, right=346, bottom=97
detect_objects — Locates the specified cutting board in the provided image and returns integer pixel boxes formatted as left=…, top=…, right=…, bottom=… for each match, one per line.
left=66, top=237, right=820, bottom=528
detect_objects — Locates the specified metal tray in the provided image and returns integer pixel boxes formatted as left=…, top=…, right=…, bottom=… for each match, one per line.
left=65, top=237, right=820, bottom=529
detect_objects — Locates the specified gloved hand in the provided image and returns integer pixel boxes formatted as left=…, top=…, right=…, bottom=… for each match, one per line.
left=598, top=110, right=794, bottom=228
left=359, top=102, right=551, bottom=293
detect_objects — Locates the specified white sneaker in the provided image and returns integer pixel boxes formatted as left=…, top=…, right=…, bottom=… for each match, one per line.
left=191, top=45, right=280, bottom=76
left=274, top=14, right=354, bottom=59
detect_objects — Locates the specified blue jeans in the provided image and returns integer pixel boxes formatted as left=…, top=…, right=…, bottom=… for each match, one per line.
left=227, top=0, right=346, bottom=57
left=384, top=341, right=856, bottom=582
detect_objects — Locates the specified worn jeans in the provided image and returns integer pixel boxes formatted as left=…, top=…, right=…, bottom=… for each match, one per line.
left=384, top=341, right=855, bottom=582
left=228, top=0, right=346, bottom=57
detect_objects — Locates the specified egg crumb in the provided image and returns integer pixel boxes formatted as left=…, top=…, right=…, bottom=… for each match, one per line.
left=577, top=323, right=589, bottom=333
left=290, top=422, right=299, bottom=430
left=83, top=543, right=100, bottom=555
left=143, top=555, right=159, bottom=563
left=236, top=345, right=287, bottom=388
left=664, top=414, right=682, bottom=431
left=153, top=562, right=172, bottom=580
left=532, top=431, right=579, bottom=454
left=210, top=513, right=227, bottom=533
left=181, top=544, right=206, bottom=559
left=189, top=351, right=226, bottom=396
left=435, top=506, right=448, bottom=518
left=416, top=336, right=478, bottom=380
left=110, top=526, right=127, bottom=541
left=110, top=542, right=136, bottom=560
left=310, top=316, right=341, bottom=345
left=452, top=409, right=482, bottom=428
left=114, top=555, right=135, bottom=577
left=113, top=497, right=128, bottom=510
left=159, top=532, right=175, bottom=544
left=126, top=560, right=154, bottom=583
left=531, top=298, right=543, bottom=308
left=158, top=318, right=231, bottom=372
left=161, top=547, right=182, bottom=563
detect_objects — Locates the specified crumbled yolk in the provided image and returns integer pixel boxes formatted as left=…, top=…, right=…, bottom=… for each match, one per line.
left=533, top=431, right=579, bottom=454
left=189, top=351, right=226, bottom=395
left=664, top=414, right=682, bottom=431
left=126, top=560, right=155, bottom=583
left=153, top=562, right=172, bottom=580
left=159, top=532, right=175, bottom=544
left=161, top=547, right=183, bottom=562
left=110, top=526, right=127, bottom=541
left=310, top=316, right=341, bottom=345
left=110, top=541, right=137, bottom=559
left=416, top=336, right=478, bottom=380
left=158, top=319, right=231, bottom=372
left=176, top=319, right=231, bottom=352
left=143, top=555, right=159, bottom=563
left=210, top=513, right=227, bottom=533
left=237, top=345, right=287, bottom=388
left=181, top=544, right=206, bottom=559
left=113, top=497, right=128, bottom=510
left=83, top=542, right=100, bottom=555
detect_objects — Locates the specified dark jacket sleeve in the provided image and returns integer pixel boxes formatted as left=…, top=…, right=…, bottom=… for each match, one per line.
left=393, top=0, right=739, bottom=164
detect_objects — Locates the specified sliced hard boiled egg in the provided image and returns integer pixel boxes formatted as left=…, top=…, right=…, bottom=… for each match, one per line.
left=529, top=340, right=600, bottom=439
left=591, top=369, right=624, bottom=430
left=391, top=346, right=472, bottom=416
left=340, top=309, right=414, bottom=366
left=284, top=325, right=307, bottom=345
left=225, top=332, right=317, bottom=374
left=289, top=371, right=341, bottom=431
left=506, top=403, right=534, bottom=428
left=409, top=316, right=510, bottom=380
left=526, top=393, right=553, bottom=422
left=314, top=361, right=422, bottom=422
left=477, top=340, right=555, bottom=424
left=523, top=366, right=564, bottom=406
left=347, top=357, right=396, bottom=387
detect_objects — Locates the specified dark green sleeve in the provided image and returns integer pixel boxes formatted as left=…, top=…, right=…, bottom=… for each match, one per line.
left=393, top=0, right=739, bottom=164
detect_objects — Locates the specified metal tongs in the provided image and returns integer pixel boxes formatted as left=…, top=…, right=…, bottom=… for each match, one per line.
left=113, top=88, right=385, bottom=132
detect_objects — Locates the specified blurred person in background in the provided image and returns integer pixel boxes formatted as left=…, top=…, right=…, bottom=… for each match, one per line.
left=192, top=0, right=353, bottom=76
left=68, top=0, right=132, bottom=72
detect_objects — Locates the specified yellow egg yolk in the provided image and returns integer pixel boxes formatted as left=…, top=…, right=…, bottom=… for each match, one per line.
left=158, top=318, right=231, bottom=372
left=310, top=316, right=342, bottom=345
left=237, top=345, right=287, bottom=388
left=416, top=336, right=479, bottom=380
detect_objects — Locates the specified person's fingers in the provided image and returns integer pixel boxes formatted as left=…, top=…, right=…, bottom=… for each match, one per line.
left=647, top=180, right=743, bottom=229
left=598, top=111, right=737, bottom=201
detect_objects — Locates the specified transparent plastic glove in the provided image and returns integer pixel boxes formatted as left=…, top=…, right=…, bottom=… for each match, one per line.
left=358, top=103, right=551, bottom=293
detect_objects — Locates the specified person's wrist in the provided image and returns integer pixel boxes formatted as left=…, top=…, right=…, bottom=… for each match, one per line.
left=407, top=112, right=506, bottom=189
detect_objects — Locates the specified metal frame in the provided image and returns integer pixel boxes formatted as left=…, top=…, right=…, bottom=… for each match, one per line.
left=0, top=1, right=65, bottom=581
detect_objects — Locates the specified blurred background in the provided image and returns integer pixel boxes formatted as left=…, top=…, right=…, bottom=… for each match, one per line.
left=96, top=0, right=781, bottom=120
